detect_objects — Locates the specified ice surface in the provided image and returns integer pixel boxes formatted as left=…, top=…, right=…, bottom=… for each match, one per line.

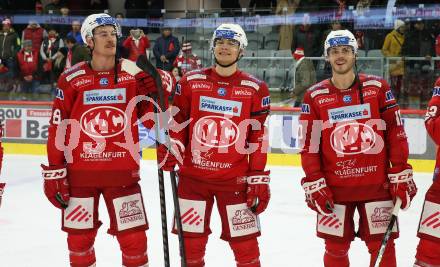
left=0, top=155, right=431, bottom=266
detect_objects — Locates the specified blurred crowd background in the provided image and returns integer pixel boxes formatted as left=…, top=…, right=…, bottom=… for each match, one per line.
left=0, top=0, right=438, bottom=109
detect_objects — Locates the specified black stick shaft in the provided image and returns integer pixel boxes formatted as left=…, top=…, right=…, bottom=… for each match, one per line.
left=171, top=171, right=187, bottom=267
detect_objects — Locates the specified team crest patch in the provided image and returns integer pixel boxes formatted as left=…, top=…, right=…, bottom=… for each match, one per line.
left=365, top=200, right=397, bottom=235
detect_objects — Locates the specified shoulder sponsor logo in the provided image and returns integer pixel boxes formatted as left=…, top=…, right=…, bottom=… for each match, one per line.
left=240, top=79, right=260, bottom=90
left=316, top=94, right=337, bottom=106
left=328, top=104, right=371, bottom=123
left=117, top=73, right=135, bottom=83
left=232, top=87, right=253, bottom=97
left=433, top=87, right=440, bottom=96
left=311, top=88, right=329, bottom=98
left=55, top=88, right=64, bottom=100
left=301, top=103, right=310, bottom=114
left=71, top=75, right=94, bottom=88
left=363, top=79, right=382, bottom=88
left=362, top=88, right=378, bottom=98
left=187, top=73, right=207, bottom=81
left=83, top=88, right=126, bottom=105
left=66, top=69, right=86, bottom=82
left=385, top=90, right=395, bottom=102
left=262, top=96, right=270, bottom=107
left=199, top=96, right=242, bottom=116
left=189, top=81, right=212, bottom=91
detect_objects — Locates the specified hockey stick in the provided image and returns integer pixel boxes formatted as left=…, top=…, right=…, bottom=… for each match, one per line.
left=372, top=197, right=402, bottom=267
left=136, top=55, right=187, bottom=267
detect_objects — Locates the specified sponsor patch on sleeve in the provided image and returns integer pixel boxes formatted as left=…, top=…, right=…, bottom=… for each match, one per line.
left=187, top=73, right=207, bottom=81
left=310, top=88, right=329, bottom=98
left=433, top=87, right=440, bottom=97
left=301, top=103, right=310, bottom=114
left=385, top=90, right=395, bottom=102
left=66, top=69, right=86, bottom=81
left=240, top=79, right=260, bottom=90
left=55, top=88, right=64, bottom=100
left=262, top=96, right=270, bottom=107
left=362, top=80, right=382, bottom=88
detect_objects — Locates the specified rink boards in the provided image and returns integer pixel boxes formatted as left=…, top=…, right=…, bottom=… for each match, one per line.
left=0, top=101, right=436, bottom=172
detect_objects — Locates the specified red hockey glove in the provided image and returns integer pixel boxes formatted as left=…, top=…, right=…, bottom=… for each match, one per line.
left=157, top=138, right=185, bottom=171
left=41, top=164, right=69, bottom=209
left=0, top=183, right=5, bottom=208
left=246, top=171, right=270, bottom=215
left=388, top=164, right=417, bottom=210
left=301, top=176, right=334, bottom=216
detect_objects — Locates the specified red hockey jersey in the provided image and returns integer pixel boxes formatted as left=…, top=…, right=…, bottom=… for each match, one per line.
left=425, top=77, right=440, bottom=180
left=299, top=74, right=409, bottom=202
left=171, top=67, right=270, bottom=186
left=47, top=60, right=173, bottom=187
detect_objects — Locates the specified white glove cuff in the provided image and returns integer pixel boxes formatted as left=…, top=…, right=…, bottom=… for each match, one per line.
left=247, top=174, right=270, bottom=184
left=42, top=168, right=67, bottom=180
left=302, top=177, right=327, bottom=194
left=388, top=168, right=413, bottom=183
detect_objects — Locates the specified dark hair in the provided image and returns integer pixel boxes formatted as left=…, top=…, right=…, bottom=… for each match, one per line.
left=65, top=36, right=77, bottom=44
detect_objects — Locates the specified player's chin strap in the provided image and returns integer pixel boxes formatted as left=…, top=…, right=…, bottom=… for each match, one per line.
left=214, top=53, right=243, bottom=68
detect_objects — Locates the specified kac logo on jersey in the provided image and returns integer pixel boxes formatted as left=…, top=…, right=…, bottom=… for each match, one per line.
left=301, top=103, right=310, bottom=114
left=262, top=96, right=270, bottom=107
left=99, top=78, right=109, bottom=86
left=343, top=95, right=352, bottom=103
left=84, top=88, right=126, bottom=105
left=385, top=90, right=395, bottom=102
left=217, top=88, right=226, bottom=96
left=433, top=87, right=440, bottom=97
left=199, top=96, right=242, bottom=116
left=55, top=88, right=64, bottom=100
left=328, top=104, right=371, bottom=123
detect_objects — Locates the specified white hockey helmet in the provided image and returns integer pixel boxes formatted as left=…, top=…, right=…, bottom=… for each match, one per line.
left=211, top=24, right=248, bottom=50
left=324, top=29, right=358, bottom=57
left=81, top=13, right=122, bottom=44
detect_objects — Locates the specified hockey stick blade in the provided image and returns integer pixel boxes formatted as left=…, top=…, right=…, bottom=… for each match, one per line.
left=372, top=197, right=402, bottom=267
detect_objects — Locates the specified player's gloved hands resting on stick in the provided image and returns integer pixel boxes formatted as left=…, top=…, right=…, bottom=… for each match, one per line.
left=301, top=175, right=334, bottom=216
left=41, top=164, right=70, bottom=209
left=388, top=164, right=417, bottom=210
left=246, top=170, right=270, bottom=215
left=157, top=138, right=185, bottom=171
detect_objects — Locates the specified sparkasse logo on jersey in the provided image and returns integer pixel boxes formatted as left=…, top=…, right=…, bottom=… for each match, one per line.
left=83, top=88, right=126, bottom=105
left=199, top=96, right=242, bottom=116
left=328, top=104, right=371, bottom=123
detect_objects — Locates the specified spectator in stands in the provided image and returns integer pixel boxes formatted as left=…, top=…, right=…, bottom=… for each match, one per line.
left=382, top=19, right=405, bottom=102
left=249, top=0, right=277, bottom=15
left=171, top=66, right=182, bottom=82
left=291, top=47, right=316, bottom=107
left=122, top=28, right=150, bottom=61
left=173, top=41, right=202, bottom=75
left=115, top=12, right=130, bottom=37
left=275, top=0, right=299, bottom=50
left=66, top=20, right=83, bottom=45
left=63, top=36, right=90, bottom=69
left=35, top=1, right=43, bottom=15
left=401, top=18, right=435, bottom=108
left=291, top=13, right=321, bottom=57
left=17, top=40, right=39, bottom=96
left=356, top=0, right=371, bottom=17
left=153, top=27, right=180, bottom=71
left=0, top=19, right=20, bottom=79
left=44, top=0, right=64, bottom=14
left=22, top=20, right=47, bottom=54
left=40, top=28, right=64, bottom=86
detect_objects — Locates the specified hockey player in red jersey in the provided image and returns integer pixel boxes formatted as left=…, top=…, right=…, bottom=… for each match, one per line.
left=173, top=41, right=202, bottom=75
left=299, top=29, right=417, bottom=267
left=41, top=13, right=172, bottom=267
left=159, top=23, right=270, bottom=267
left=414, top=77, right=440, bottom=266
